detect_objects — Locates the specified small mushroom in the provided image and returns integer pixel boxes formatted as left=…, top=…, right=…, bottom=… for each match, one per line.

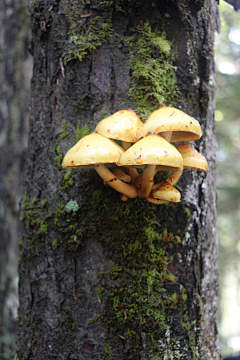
left=152, top=181, right=181, bottom=202
left=146, top=181, right=181, bottom=205
left=151, top=143, right=209, bottom=192
left=62, top=133, right=138, bottom=198
left=137, top=106, right=202, bottom=143
left=175, top=143, right=209, bottom=171
left=118, top=135, right=183, bottom=198
left=95, top=109, right=143, bottom=183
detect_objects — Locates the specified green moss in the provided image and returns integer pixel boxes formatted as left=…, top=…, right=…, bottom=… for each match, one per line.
left=76, top=229, right=83, bottom=237
left=54, top=204, right=65, bottom=226
left=13, top=353, right=19, bottom=360
left=62, top=120, right=67, bottom=131
left=105, top=340, right=113, bottom=358
left=63, top=0, right=114, bottom=63
left=60, top=132, right=69, bottom=141
left=181, top=287, right=187, bottom=301
left=20, top=195, right=41, bottom=228
left=92, top=188, right=104, bottom=207
left=55, top=141, right=60, bottom=155
left=184, top=207, right=191, bottom=218
left=96, top=288, right=103, bottom=303
left=55, top=155, right=63, bottom=170
left=76, top=120, right=91, bottom=141
left=41, top=199, right=47, bottom=208
left=23, top=190, right=28, bottom=205
left=52, top=239, right=59, bottom=250
left=61, top=169, right=74, bottom=190
left=37, top=220, right=48, bottom=235
left=128, top=21, right=179, bottom=121
left=92, top=193, right=188, bottom=358
left=68, top=235, right=77, bottom=244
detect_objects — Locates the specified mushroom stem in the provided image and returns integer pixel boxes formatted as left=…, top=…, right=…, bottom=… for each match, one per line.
left=112, top=168, right=131, bottom=183
left=95, top=164, right=138, bottom=198
left=160, top=131, right=172, bottom=142
left=138, top=165, right=156, bottom=198
left=166, top=170, right=183, bottom=185
left=122, top=141, right=131, bottom=151
left=121, top=141, right=139, bottom=183
left=135, top=169, right=158, bottom=188
left=151, top=170, right=183, bottom=191
left=128, top=168, right=139, bottom=184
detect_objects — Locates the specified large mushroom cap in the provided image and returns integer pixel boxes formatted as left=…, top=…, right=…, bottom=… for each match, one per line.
left=118, top=135, right=183, bottom=170
left=95, top=109, right=143, bottom=143
left=137, top=106, right=202, bottom=142
left=175, top=143, right=209, bottom=171
left=62, top=133, right=124, bottom=168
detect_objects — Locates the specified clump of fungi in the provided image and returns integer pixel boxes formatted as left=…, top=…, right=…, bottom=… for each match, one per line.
left=62, top=107, right=209, bottom=205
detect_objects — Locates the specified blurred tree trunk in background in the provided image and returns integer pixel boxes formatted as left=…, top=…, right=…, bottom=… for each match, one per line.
left=18, top=0, right=220, bottom=359
left=0, top=0, right=31, bottom=358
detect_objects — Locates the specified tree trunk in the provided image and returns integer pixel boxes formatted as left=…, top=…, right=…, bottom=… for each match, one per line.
left=18, top=0, right=220, bottom=359
left=0, top=0, right=31, bottom=359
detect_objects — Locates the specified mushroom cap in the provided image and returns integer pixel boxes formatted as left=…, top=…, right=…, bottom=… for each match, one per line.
left=95, top=109, right=143, bottom=142
left=152, top=181, right=181, bottom=202
left=175, top=143, right=209, bottom=171
left=137, top=106, right=202, bottom=142
left=118, top=135, right=183, bottom=170
left=62, top=133, right=124, bottom=169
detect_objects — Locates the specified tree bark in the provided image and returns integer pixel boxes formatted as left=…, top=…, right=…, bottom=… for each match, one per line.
left=0, top=0, right=31, bottom=359
left=18, top=0, right=220, bottom=359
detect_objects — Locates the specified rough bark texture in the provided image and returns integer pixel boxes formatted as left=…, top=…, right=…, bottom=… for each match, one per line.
left=18, top=0, right=220, bottom=359
left=0, top=0, right=31, bottom=359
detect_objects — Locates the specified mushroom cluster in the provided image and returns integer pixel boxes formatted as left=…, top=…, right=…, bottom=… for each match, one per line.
left=62, top=107, right=208, bottom=205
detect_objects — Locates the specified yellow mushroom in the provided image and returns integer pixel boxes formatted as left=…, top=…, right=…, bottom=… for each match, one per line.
left=152, top=143, right=209, bottom=192
left=118, top=135, right=183, bottom=198
left=137, top=106, right=202, bottom=143
left=152, top=181, right=181, bottom=202
left=175, top=143, right=209, bottom=171
left=95, top=109, right=143, bottom=183
left=62, top=133, right=138, bottom=198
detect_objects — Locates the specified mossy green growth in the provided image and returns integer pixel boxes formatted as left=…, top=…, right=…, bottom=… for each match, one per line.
left=61, top=169, right=74, bottom=190
left=63, top=0, right=114, bottom=63
left=20, top=193, right=54, bottom=242
left=128, top=21, right=179, bottom=121
left=76, top=120, right=91, bottom=141
left=93, top=193, right=186, bottom=358
left=55, top=155, right=63, bottom=170
left=60, top=120, right=69, bottom=140
left=105, top=340, right=113, bottom=358
left=184, top=207, right=191, bottom=218
left=37, top=219, right=48, bottom=235
left=52, top=239, right=59, bottom=250
left=20, top=193, right=41, bottom=228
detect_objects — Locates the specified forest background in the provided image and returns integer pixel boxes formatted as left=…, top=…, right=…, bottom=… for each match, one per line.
left=215, top=1, right=240, bottom=357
